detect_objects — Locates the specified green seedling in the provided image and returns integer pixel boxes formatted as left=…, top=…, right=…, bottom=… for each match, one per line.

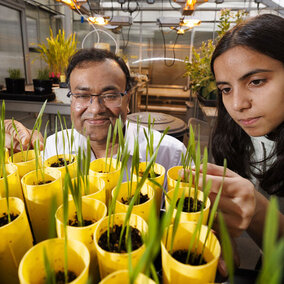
left=256, top=197, right=284, bottom=284
left=63, top=173, right=70, bottom=283
left=0, top=102, right=10, bottom=222
left=218, top=212, right=234, bottom=284
left=43, top=246, right=56, bottom=284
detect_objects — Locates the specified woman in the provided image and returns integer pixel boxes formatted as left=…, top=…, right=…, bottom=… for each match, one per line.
left=202, top=14, right=284, bottom=249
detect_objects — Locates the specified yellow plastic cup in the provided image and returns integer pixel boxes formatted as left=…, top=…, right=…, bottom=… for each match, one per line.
left=56, top=197, right=107, bottom=283
left=89, top=158, right=121, bottom=206
left=165, top=187, right=211, bottom=225
left=44, top=154, right=77, bottom=182
left=111, top=181, right=155, bottom=223
left=99, top=270, right=155, bottom=284
left=21, top=168, right=62, bottom=243
left=0, top=163, right=23, bottom=200
left=94, top=213, right=148, bottom=279
left=8, top=150, right=40, bottom=178
left=133, top=162, right=165, bottom=210
left=18, top=238, right=90, bottom=284
left=0, top=197, right=33, bottom=284
left=161, top=222, right=221, bottom=284
left=167, top=166, right=192, bottom=192
left=71, top=175, right=106, bottom=205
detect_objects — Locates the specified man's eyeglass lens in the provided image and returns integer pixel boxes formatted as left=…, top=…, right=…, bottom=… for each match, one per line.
left=69, top=93, right=124, bottom=107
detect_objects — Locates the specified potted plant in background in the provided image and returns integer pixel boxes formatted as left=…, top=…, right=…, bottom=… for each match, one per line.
left=5, top=68, right=25, bottom=94
left=184, top=9, right=247, bottom=106
left=33, top=68, right=53, bottom=95
left=37, top=28, right=77, bottom=85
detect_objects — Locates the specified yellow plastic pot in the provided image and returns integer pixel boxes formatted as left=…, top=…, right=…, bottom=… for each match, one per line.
left=18, top=238, right=90, bottom=284
left=0, top=197, right=33, bottom=284
left=56, top=197, right=107, bottom=283
left=111, top=181, right=155, bottom=223
left=133, top=162, right=165, bottom=210
left=165, top=187, right=210, bottom=225
left=71, top=175, right=106, bottom=205
left=8, top=150, right=40, bottom=178
left=94, top=213, right=148, bottom=279
left=99, top=270, right=155, bottom=284
left=44, top=154, right=77, bottom=182
left=167, top=166, right=193, bottom=192
left=0, top=163, right=23, bottom=200
left=161, top=222, right=221, bottom=284
left=21, top=168, right=62, bottom=243
left=89, top=158, right=121, bottom=206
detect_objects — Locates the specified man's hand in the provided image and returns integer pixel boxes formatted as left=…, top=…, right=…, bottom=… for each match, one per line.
left=4, top=119, right=44, bottom=152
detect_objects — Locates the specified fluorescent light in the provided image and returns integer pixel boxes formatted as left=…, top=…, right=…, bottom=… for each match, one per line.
left=132, top=57, right=185, bottom=64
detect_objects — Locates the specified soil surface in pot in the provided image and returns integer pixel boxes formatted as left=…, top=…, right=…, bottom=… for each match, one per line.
left=0, top=212, right=19, bottom=227
left=138, top=170, right=160, bottom=178
left=172, top=249, right=207, bottom=265
left=121, top=192, right=150, bottom=205
left=34, top=180, right=53, bottom=185
left=54, top=270, right=77, bottom=283
left=98, top=224, right=143, bottom=253
left=50, top=157, right=74, bottom=167
left=68, top=212, right=95, bottom=227
left=176, top=197, right=203, bottom=213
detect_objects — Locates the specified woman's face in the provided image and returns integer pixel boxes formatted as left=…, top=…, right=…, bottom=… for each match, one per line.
left=213, top=46, right=284, bottom=137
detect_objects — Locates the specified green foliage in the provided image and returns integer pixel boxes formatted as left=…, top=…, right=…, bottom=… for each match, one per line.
left=256, top=197, right=284, bottom=284
left=43, top=247, right=56, bottom=284
left=37, top=28, right=77, bottom=75
left=8, top=68, right=22, bottom=79
left=184, top=9, right=247, bottom=99
left=37, top=68, right=50, bottom=80
left=218, top=212, right=234, bottom=284
left=0, top=102, right=10, bottom=222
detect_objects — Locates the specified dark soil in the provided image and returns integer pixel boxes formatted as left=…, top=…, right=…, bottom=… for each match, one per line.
left=138, top=170, right=160, bottom=178
left=0, top=213, right=19, bottom=227
left=98, top=224, right=143, bottom=253
left=37, top=180, right=52, bottom=185
left=54, top=270, right=77, bottom=283
left=50, top=157, right=74, bottom=167
left=121, top=192, right=150, bottom=205
left=172, top=249, right=207, bottom=265
left=68, top=212, right=95, bottom=227
left=176, top=197, right=203, bottom=213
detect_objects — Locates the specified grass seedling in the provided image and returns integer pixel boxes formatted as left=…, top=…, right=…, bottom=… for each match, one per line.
left=218, top=212, right=234, bottom=284
left=25, top=100, right=47, bottom=161
left=81, top=136, right=91, bottom=195
left=11, top=118, right=24, bottom=161
left=63, top=173, right=69, bottom=283
left=256, top=197, right=284, bottom=284
left=0, top=102, right=10, bottom=223
left=43, top=246, right=56, bottom=284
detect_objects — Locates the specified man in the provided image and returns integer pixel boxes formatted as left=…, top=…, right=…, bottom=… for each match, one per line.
left=5, top=48, right=186, bottom=174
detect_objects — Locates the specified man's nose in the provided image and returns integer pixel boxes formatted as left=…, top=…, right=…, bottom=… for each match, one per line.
left=87, top=96, right=106, bottom=112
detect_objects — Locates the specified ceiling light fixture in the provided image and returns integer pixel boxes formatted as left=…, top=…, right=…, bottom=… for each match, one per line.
left=56, top=0, right=86, bottom=9
left=170, top=26, right=191, bottom=35
left=180, top=17, right=201, bottom=28
left=88, top=15, right=110, bottom=25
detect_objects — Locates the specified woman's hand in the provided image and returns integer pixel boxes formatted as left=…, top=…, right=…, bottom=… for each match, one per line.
left=4, top=119, right=44, bottom=152
left=194, top=163, right=256, bottom=238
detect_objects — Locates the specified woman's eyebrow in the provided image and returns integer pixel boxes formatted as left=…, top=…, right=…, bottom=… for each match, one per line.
left=238, top=69, right=272, bottom=81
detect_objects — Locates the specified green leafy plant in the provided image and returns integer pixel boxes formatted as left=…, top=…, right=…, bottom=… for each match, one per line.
left=0, top=102, right=10, bottom=223
left=8, top=68, right=22, bottom=79
left=37, top=68, right=50, bottom=81
left=184, top=9, right=248, bottom=100
left=37, top=28, right=77, bottom=77
left=256, top=197, right=284, bottom=284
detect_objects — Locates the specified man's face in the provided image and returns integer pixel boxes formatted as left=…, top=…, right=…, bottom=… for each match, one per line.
left=69, top=59, right=129, bottom=143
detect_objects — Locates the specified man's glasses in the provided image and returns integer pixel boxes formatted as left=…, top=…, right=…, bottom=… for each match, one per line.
left=67, top=91, right=127, bottom=108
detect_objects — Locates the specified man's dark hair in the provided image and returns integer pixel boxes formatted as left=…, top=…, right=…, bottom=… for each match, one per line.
left=66, top=48, right=136, bottom=91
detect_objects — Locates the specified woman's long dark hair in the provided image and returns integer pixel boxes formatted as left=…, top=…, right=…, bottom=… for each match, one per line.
left=210, top=14, right=284, bottom=196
